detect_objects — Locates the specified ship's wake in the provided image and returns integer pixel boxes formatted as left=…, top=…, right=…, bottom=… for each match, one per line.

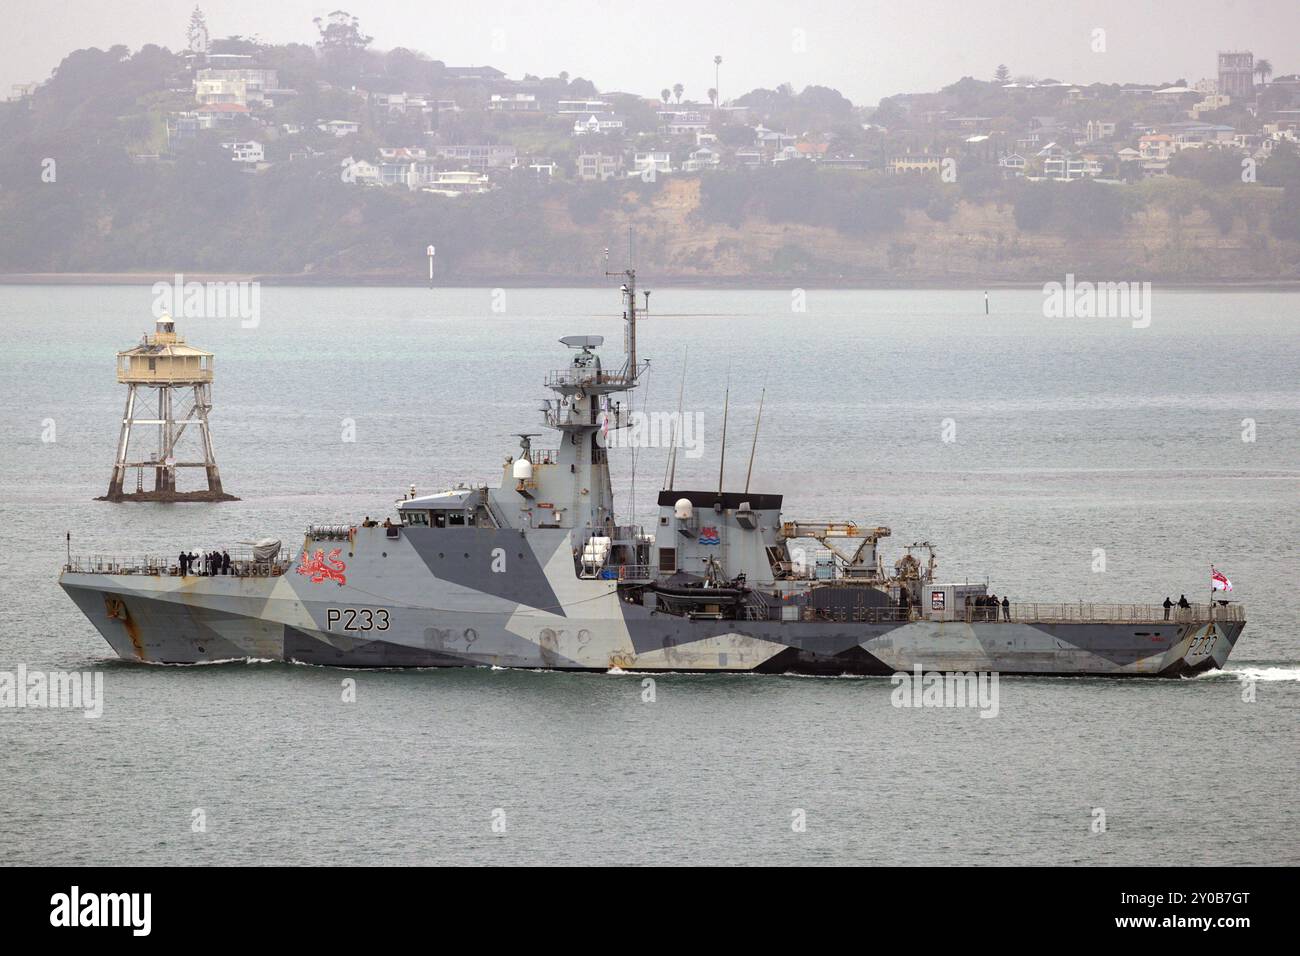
left=1194, top=665, right=1300, bottom=682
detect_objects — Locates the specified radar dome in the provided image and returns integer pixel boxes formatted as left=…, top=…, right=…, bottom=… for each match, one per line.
left=674, top=498, right=693, bottom=520
left=512, top=458, right=533, bottom=480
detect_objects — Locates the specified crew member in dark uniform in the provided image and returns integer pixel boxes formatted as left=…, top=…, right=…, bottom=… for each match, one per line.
left=1163, top=596, right=1173, bottom=620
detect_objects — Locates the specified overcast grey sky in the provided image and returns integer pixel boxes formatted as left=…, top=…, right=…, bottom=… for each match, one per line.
left=3, top=0, right=1297, bottom=105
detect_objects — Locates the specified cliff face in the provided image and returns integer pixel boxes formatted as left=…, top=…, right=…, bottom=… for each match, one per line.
left=3, top=173, right=1298, bottom=286
left=482, top=178, right=1298, bottom=285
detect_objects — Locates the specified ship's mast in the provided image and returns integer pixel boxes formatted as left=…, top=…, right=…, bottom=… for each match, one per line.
left=605, top=265, right=644, bottom=385
left=523, top=260, right=651, bottom=533
left=605, top=231, right=647, bottom=386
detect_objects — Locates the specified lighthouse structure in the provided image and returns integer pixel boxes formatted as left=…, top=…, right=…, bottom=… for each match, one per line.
left=98, top=314, right=237, bottom=502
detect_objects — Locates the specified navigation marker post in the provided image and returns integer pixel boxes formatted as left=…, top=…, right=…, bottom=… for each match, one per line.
left=427, top=245, right=435, bottom=289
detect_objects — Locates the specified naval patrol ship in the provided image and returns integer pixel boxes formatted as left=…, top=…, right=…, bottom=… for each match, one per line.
left=60, top=271, right=1245, bottom=676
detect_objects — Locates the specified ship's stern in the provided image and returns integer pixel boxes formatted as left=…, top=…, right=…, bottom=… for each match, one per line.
left=1159, top=615, right=1246, bottom=677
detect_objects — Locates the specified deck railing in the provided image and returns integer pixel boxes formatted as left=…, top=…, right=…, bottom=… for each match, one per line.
left=545, top=369, right=634, bottom=389
left=761, top=604, right=917, bottom=623
left=64, top=548, right=294, bottom=578
left=963, top=602, right=1244, bottom=624
left=612, top=564, right=654, bottom=580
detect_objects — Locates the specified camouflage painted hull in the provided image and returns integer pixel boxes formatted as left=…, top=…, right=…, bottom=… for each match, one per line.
left=59, top=527, right=1243, bottom=677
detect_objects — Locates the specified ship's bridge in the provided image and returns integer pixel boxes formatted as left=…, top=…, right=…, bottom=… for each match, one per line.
left=397, top=487, right=498, bottom=527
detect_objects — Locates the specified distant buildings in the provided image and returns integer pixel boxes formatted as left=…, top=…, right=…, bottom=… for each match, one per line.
left=489, top=93, right=539, bottom=112
left=998, top=152, right=1026, bottom=176
left=753, top=125, right=797, bottom=157
left=319, top=119, right=360, bottom=137
left=633, top=151, right=672, bottom=176
left=422, top=169, right=492, bottom=196
left=572, top=114, right=625, bottom=135
left=372, top=93, right=432, bottom=117
left=378, top=147, right=429, bottom=162
left=219, top=140, right=264, bottom=163
left=577, top=152, right=624, bottom=181
left=1036, top=143, right=1098, bottom=180
left=1191, top=93, right=1232, bottom=117
left=192, top=103, right=249, bottom=130
left=344, top=158, right=380, bottom=183
left=376, top=162, right=407, bottom=185
left=1085, top=120, right=1117, bottom=142
left=557, top=99, right=612, bottom=115
left=1138, top=133, right=1174, bottom=176
left=681, top=146, right=721, bottom=172
left=889, top=154, right=944, bottom=174
left=1217, top=51, right=1255, bottom=100
left=434, top=144, right=517, bottom=171
left=658, top=109, right=709, bottom=136
left=146, top=41, right=1290, bottom=203
left=1154, top=85, right=1195, bottom=104
left=195, top=67, right=279, bottom=108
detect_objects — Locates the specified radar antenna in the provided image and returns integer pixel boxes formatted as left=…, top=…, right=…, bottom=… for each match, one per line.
left=514, top=433, right=540, bottom=457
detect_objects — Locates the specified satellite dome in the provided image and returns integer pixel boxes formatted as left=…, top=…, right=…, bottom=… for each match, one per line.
left=674, top=498, right=693, bottom=520
left=512, top=458, right=533, bottom=480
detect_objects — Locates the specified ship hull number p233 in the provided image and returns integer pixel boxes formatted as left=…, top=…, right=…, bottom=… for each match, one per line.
left=326, top=608, right=391, bottom=631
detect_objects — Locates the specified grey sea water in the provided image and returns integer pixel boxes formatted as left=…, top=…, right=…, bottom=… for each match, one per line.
left=0, top=284, right=1296, bottom=866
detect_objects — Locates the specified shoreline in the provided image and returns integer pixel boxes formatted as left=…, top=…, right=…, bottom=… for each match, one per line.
left=3, top=272, right=1300, bottom=292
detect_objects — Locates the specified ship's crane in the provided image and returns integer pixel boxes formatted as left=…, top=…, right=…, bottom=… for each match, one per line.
left=779, top=521, right=891, bottom=579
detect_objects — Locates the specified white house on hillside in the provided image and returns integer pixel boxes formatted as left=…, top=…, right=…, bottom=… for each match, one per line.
left=219, top=140, right=264, bottom=163
left=573, top=114, right=625, bottom=135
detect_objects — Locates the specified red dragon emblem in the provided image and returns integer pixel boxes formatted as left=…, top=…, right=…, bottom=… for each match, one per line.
left=297, top=547, right=347, bottom=586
